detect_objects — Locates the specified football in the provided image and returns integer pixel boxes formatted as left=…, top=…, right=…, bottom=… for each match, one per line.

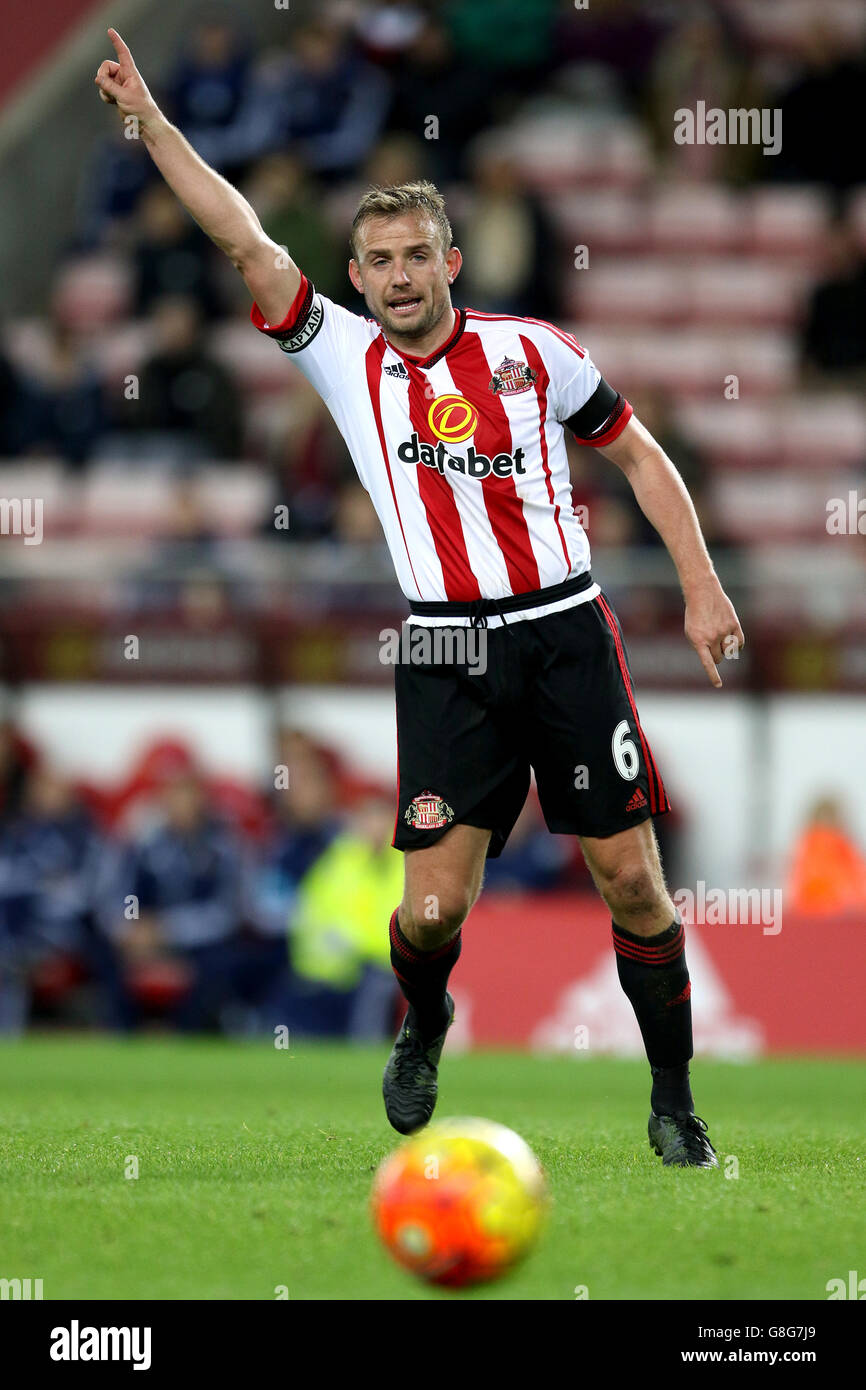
left=371, top=1117, right=549, bottom=1288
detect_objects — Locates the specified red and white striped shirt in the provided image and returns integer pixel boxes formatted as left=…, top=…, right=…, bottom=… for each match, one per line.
left=252, top=276, right=632, bottom=624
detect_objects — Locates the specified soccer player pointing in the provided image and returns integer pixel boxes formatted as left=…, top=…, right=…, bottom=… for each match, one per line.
left=97, top=30, right=744, bottom=1167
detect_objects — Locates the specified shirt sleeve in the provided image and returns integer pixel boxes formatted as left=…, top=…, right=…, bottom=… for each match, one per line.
left=250, top=273, right=374, bottom=401
left=542, top=324, right=633, bottom=446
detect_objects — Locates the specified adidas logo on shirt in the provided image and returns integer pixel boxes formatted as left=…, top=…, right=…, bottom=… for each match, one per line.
left=383, top=361, right=409, bottom=379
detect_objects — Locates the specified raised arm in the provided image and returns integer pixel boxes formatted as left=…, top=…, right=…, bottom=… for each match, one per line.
left=599, top=414, right=745, bottom=689
left=94, top=28, right=299, bottom=325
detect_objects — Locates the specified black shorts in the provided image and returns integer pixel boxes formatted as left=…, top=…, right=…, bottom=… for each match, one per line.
left=392, top=590, right=670, bottom=858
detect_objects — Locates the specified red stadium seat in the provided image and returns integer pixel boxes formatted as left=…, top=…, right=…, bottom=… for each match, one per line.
left=208, top=321, right=305, bottom=396
left=712, top=470, right=851, bottom=540
left=508, top=113, right=652, bottom=191
left=51, top=255, right=133, bottom=332
left=747, top=186, right=831, bottom=259
left=647, top=184, right=744, bottom=254
left=545, top=190, right=647, bottom=255
left=569, top=323, right=796, bottom=396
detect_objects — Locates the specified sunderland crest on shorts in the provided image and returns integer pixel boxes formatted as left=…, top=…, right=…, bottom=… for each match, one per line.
left=488, top=357, right=538, bottom=396
left=404, top=791, right=454, bottom=830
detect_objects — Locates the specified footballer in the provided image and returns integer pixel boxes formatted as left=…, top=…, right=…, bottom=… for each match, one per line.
left=97, top=29, right=744, bottom=1168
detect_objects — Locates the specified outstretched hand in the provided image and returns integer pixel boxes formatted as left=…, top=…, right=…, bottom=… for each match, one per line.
left=94, top=28, right=159, bottom=126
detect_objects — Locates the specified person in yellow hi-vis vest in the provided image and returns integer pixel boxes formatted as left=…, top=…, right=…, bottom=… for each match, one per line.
left=288, top=797, right=403, bottom=1039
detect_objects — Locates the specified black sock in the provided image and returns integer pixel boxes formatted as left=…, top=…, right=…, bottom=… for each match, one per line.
left=389, top=910, right=461, bottom=1042
left=612, top=915, right=694, bottom=1116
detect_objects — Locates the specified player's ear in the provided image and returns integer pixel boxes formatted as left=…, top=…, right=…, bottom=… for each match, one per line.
left=348, top=258, right=364, bottom=294
left=445, top=245, right=462, bottom=285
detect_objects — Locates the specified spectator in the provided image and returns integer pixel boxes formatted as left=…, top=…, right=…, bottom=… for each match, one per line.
left=0, top=721, right=38, bottom=824
left=353, top=2, right=428, bottom=68
left=230, top=752, right=343, bottom=1034
left=385, top=15, right=493, bottom=180
left=801, top=219, right=866, bottom=380
left=127, top=295, right=243, bottom=460
left=363, top=133, right=430, bottom=192
left=482, top=795, right=575, bottom=892
left=0, top=769, right=123, bottom=1033
left=166, top=13, right=251, bottom=137
left=455, top=136, right=559, bottom=318
left=553, top=0, right=670, bottom=113
left=187, top=19, right=390, bottom=181
left=132, top=183, right=225, bottom=319
left=119, top=765, right=245, bottom=1029
left=267, top=373, right=355, bottom=538
left=648, top=7, right=764, bottom=181
left=284, top=794, right=402, bottom=1039
left=0, top=344, right=35, bottom=455
left=786, top=796, right=866, bottom=916
left=76, top=124, right=155, bottom=248
left=19, top=314, right=106, bottom=467
left=243, top=154, right=345, bottom=304
left=769, top=18, right=866, bottom=191
left=247, top=736, right=342, bottom=938
left=443, top=0, right=558, bottom=93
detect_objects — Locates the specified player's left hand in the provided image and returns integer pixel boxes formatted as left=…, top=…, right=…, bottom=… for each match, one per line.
left=683, top=575, right=744, bottom=688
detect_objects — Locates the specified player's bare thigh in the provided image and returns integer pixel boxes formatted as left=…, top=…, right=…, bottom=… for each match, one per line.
left=398, top=824, right=492, bottom=949
left=580, top=818, right=676, bottom=937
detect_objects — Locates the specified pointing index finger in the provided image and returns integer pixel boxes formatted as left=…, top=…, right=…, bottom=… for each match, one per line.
left=108, top=27, right=132, bottom=66
left=698, top=643, right=723, bottom=689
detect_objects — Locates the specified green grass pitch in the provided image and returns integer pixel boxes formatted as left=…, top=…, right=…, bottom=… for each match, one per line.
left=0, top=1039, right=863, bottom=1301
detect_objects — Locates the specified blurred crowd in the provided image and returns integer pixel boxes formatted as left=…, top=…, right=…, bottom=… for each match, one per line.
left=0, top=0, right=864, bottom=556
left=0, top=717, right=614, bottom=1037
left=1, top=704, right=863, bottom=1037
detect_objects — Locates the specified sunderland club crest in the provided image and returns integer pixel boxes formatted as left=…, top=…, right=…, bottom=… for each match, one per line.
left=404, top=791, right=455, bottom=830
left=488, top=356, right=538, bottom=396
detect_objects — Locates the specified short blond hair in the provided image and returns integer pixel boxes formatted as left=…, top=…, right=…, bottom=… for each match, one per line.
left=350, top=180, right=453, bottom=261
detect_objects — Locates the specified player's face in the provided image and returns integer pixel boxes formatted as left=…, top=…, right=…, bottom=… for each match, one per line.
left=350, top=213, right=460, bottom=344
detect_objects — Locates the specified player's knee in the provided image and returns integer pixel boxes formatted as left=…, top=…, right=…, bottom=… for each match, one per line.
left=601, top=862, right=664, bottom=922
left=399, top=887, right=473, bottom=946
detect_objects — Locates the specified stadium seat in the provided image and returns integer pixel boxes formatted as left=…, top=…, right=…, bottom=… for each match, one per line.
left=566, top=258, right=809, bottom=328
left=0, top=459, right=67, bottom=534
left=711, top=470, right=852, bottom=540
left=508, top=113, right=652, bottom=190
left=570, top=324, right=796, bottom=396
left=747, top=187, right=831, bottom=259
left=545, top=190, right=647, bottom=254
left=79, top=466, right=180, bottom=535
left=208, top=321, right=302, bottom=396
left=77, top=461, right=272, bottom=537
left=567, top=261, right=685, bottom=324
left=194, top=466, right=274, bottom=534
left=51, top=255, right=134, bottom=331
left=647, top=185, right=744, bottom=254
left=676, top=396, right=866, bottom=472
left=689, top=260, right=810, bottom=327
